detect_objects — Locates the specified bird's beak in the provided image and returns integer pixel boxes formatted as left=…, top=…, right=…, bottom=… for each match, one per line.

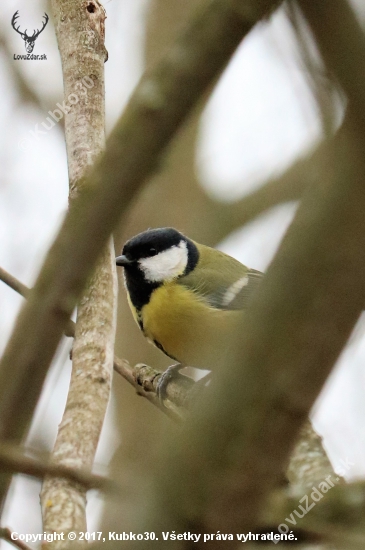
left=116, top=255, right=132, bottom=267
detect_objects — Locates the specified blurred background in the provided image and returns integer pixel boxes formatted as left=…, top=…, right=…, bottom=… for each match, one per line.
left=1, top=0, right=365, bottom=543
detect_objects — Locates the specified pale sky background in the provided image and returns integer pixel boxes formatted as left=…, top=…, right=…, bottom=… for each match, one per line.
left=0, top=0, right=365, bottom=544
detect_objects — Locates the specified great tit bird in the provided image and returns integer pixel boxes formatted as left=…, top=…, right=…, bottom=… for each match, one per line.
left=116, top=228, right=263, bottom=397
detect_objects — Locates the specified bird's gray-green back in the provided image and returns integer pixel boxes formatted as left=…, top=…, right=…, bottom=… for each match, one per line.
left=178, top=243, right=263, bottom=311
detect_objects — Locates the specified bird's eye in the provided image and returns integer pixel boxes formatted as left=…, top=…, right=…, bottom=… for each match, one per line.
left=149, top=247, right=157, bottom=256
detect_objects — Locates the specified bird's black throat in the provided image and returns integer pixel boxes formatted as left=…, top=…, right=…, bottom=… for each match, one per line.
left=123, top=265, right=161, bottom=313
left=122, top=235, right=199, bottom=312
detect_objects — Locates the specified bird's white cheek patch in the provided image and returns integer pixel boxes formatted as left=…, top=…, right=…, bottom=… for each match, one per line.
left=139, top=240, right=188, bottom=282
left=222, top=275, right=249, bottom=306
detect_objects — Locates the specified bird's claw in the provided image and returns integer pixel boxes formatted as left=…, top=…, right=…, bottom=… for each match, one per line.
left=156, top=363, right=183, bottom=404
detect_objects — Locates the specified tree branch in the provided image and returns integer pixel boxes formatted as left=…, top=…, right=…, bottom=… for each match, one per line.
left=264, top=420, right=342, bottom=548
left=267, top=480, right=365, bottom=547
left=286, top=420, right=341, bottom=492
left=40, top=0, right=116, bottom=540
left=0, top=267, right=29, bottom=298
left=298, top=0, right=365, bottom=126
left=0, top=444, right=114, bottom=492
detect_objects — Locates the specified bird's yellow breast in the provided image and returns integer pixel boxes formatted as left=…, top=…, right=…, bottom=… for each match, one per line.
left=139, top=282, right=240, bottom=370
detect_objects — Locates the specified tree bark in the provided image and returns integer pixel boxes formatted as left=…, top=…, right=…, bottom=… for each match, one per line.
left=39, top=0, right=117, bottom=543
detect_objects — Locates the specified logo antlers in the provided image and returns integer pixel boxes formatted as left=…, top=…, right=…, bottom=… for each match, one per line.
left=11, top=11, right=49, bottom=53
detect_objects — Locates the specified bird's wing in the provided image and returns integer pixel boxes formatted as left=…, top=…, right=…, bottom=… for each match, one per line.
left=178, top=245, right=264, bottom=311
left=211, top=268, right=263, bottom=310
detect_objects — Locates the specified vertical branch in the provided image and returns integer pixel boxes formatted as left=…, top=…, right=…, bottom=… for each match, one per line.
left=40, top=0, right=116, bottom=541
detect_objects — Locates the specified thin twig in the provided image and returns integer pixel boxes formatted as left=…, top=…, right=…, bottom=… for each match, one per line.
left=0, top=444, right=115, bottom=492
left=0, top=267, right=29, bottom=298
left=0, top=267, right=73, bottom=338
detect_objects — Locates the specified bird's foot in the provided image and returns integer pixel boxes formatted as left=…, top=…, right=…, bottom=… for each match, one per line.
left=156, top=363, right=183, bottom=404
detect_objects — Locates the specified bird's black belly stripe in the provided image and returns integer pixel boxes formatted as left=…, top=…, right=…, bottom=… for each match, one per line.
left=136, top=310, right=144, bottom=332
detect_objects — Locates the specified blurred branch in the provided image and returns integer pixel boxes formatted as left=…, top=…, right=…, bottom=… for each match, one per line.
left=119, top=108, right=339, bottom=256
left=0, top=444, right=114, bottom=492
left=304, top=480, right=365, bottom=540
left=119, top=0, right=339, bottom=255
left=0, top=528, right=32, bottom=550
left=0, top=0, right=283, bottom=460
left=267, top=480, right=365, bottom=548
left=218, top=136, right=325, bottom=235
left=298, top=0, right=365, bottom=122
left=0, top=29, right=49, bottom=111
left=285, top=3, right=340, bottom=137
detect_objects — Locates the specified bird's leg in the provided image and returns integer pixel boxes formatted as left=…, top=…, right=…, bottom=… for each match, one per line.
left=156, top=363, right=184, bottom=403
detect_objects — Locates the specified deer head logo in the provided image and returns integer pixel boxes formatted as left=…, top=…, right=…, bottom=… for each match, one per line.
left=11, top=11, right=49, bottom=53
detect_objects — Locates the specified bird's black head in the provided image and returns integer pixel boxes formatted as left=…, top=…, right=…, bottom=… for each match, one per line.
left=121, top=227, right=184, bottom=262
left=116, top=228, right=199, bottom=310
